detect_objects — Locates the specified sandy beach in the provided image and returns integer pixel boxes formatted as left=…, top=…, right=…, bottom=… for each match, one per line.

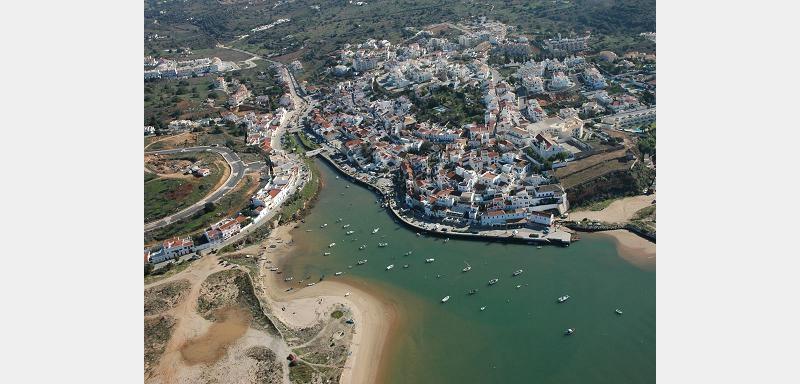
left=570, top=194, right=656, bottom=224
left=258, top=223, right=396, bottom=384
left=597, top=229, right=656, bottom=270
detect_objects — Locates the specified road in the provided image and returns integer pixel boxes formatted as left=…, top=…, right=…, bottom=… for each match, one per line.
left=144, top=146, right=259, bottom=232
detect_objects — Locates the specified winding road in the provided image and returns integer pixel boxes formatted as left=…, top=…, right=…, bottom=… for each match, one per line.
left=144, top=146, right=262, bottom=232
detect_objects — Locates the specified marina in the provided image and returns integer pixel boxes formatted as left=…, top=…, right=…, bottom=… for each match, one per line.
left=276, top=159, right=655, bottom=384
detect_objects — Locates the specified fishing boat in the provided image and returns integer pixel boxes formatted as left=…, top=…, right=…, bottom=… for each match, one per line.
left=307, top=283, right=316, bottom=287
left=321, top=223, right=328, bottom=228
left=356, top=259, right=367, bottom=265
left=488, top=278, right=499, bottom=285
left=512, top=269, right=524, bottom=276
left=441, top=296, right=450, bottom=303
left=269, top=267, right=278, bottom=271
left=372, top=227, right=380, bottom=234
left=515, top=285, right=522, bottom=289
left=425, top=258, right=435, bottom=263
left=284, top=277, right=294, bottom=281
left=328, top=243, right=336, bottom=248
left=336, top=217, right=343, bottom=222
left=359, top=244, right=366, bottom=250
left=403, top=264, right=409, bottom=268
left=346, top=230, right=355, bottom=235
left=378, top=242, right=388, bottom=247
left=564, top=328, right=574, bottom=336
left=615, top=308, right=623, bottom=315
left=335, top=272, right=343, bottom=276
left=343, top=224, right=351, bottom=228
left=305, top=229, right=312, bottom=232
left=386, top=264, right=395, bottom=270
left=323, top=252, right=331, bottom=256
left=480, top=306, right=486, bottom=311
left=557, top=295, right=570, bottom=303
left=462, top=262, right=472, bottom=272
left=404, top=251, right=413, bottom=256
left=468, top=289, right=478, bottom=295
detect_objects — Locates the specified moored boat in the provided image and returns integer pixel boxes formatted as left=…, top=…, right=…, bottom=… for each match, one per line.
left=480, top=306, right=486, bottom=311
left=488, top=278, right=499, bottom=285
left=321, top=223, right=328, bottom=228
left=512, top=269, right=523, bottom=276
left=386, top=264, right=394, bottom=270
left=441, top=296, right=450, bottom=303
left=328, top=243, right=336, bottom=248
left=462, top=262, right=472, bottom=272
left=359, top=244, right=366, bottom=250
left=564, top=328, right=574, bottom=335
left=356, top=259, right=368, bottom=265
left=468, top=289, right=478, bottom=295
left=615, top=308, right=623, bottom=315
left=372, top=227, right=380, bottom=234
left=557, top=295, right=570, bottom=303
left=425, top=258, right=435, bottom=263
left=335, top=272, right=343, bottom=276
left=323, top=252, right=331, bottom=256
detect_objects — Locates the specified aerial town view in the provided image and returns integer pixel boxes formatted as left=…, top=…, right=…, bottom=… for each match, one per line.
left=144, top=1, right=655, bottom=383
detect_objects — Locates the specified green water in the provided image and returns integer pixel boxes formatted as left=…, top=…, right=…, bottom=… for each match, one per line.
left=282, top=159, right=655, bottom=384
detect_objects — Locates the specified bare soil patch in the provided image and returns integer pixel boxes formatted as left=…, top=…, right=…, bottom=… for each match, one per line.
left=180, top=306, right=251, bottom=365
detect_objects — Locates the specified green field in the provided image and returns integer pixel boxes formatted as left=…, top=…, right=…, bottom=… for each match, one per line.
left=144, top=153, right=227, bottom=223
left=145, top=173, right=260, bottom=243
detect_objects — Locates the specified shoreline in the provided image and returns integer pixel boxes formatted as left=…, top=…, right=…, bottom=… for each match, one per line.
left=595, top=229, right=656, bottom=270
left=259, top=222, right=397, bottom=384
left=314, top=152, right=572, bottom=246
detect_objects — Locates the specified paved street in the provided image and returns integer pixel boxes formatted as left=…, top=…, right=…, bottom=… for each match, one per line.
left=144, top=146, right=250, bottom=232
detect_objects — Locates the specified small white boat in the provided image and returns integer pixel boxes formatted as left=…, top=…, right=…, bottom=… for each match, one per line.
left=336, top=217, right=343, bottom=222
left=343, top=224, right=351, bottom=228
left=557, top=295, right=570, bottom=303
left=441, top=296, right=450, bottom=303
left=321, top=223, right=328, bottom=228
left=480, top=306, right=486, bottom=311
left=488, top=278, right=499, bottom=285
left=346, top=230, right=355, bottom=235
left=346, top=185, right=350, bottom=188
left=335, top=272, right=343, bottom=276
left=564, top=328, right=574, bottom=336
left=615, top=308, right=623, bottom=315
left=328, top=243, right=336, bottom=248
left=403, top=264, right=409, bottom=268
left=372, top=227, right=380, bottom=234
left=378, top=242, right=388, bottom=247
left=444, top=238, right=449, bottom=243
left=284, top=277, right=294, bottom=281
left=416, top=232, right=421, bottom=237
left=425, top=258, right=435, bottom=263
left=305, top=229, right=312, bottom=232
left=270, top=267, right=279, bottom=272
left=336, top=176, right=339, bottom=179
left=515, top=284, right=522, bottom=289
left=404, top=251, right=413, bottom=256
left=537, top=246, right=542, bottom=249
left=513, top=269, right=523, bottom=276
left=357, top=259, right=367, bottom=265
left=359, top=244, right=366, bottom=250
left=386, top=264, right=395, bottom=270
left=307, top=283, right=316, bottom=287
left=344, top=292, right=351, bottom=297
left=323, top=252, right=331, bottom=256
left=462, top=262, right=472, bottom=272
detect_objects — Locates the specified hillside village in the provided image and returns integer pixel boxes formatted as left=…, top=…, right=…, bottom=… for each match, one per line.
left=305, top=19, right=655, bottom=231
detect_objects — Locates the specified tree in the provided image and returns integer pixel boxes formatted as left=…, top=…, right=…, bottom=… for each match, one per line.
left=203, top=202, right=216, bottom=213
left=144, top=263, right=154, bottom=276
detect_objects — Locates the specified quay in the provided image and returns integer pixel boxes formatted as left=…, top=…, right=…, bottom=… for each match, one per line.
left=311, top=148, right=572, bottom=246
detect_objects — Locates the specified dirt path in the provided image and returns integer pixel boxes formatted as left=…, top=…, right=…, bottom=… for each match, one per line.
left=146, top=256, right=292, bottom=384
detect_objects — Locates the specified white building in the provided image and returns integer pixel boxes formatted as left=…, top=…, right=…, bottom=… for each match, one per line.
left=549, top=72, right=573, bottom=91
left=581, top=67, right=607, bottom=89
left=601, top=107, right=656, bottom=129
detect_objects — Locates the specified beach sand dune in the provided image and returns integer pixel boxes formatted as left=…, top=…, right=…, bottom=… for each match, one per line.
left=259, top=224, right=395, bottom=384
left=570, top=194, right=656, bottom=224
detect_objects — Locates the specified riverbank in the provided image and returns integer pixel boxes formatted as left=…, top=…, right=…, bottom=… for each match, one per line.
left=597, top=229, right=656, bottom=270
left=259, top=222, right=396, bottom=384
left=315, top=151, right=572, bottom=246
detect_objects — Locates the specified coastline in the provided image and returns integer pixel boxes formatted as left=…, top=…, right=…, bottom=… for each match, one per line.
left=259, top=223, right=397, bottom=384
left=596, top=229, right=656, bottom=270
